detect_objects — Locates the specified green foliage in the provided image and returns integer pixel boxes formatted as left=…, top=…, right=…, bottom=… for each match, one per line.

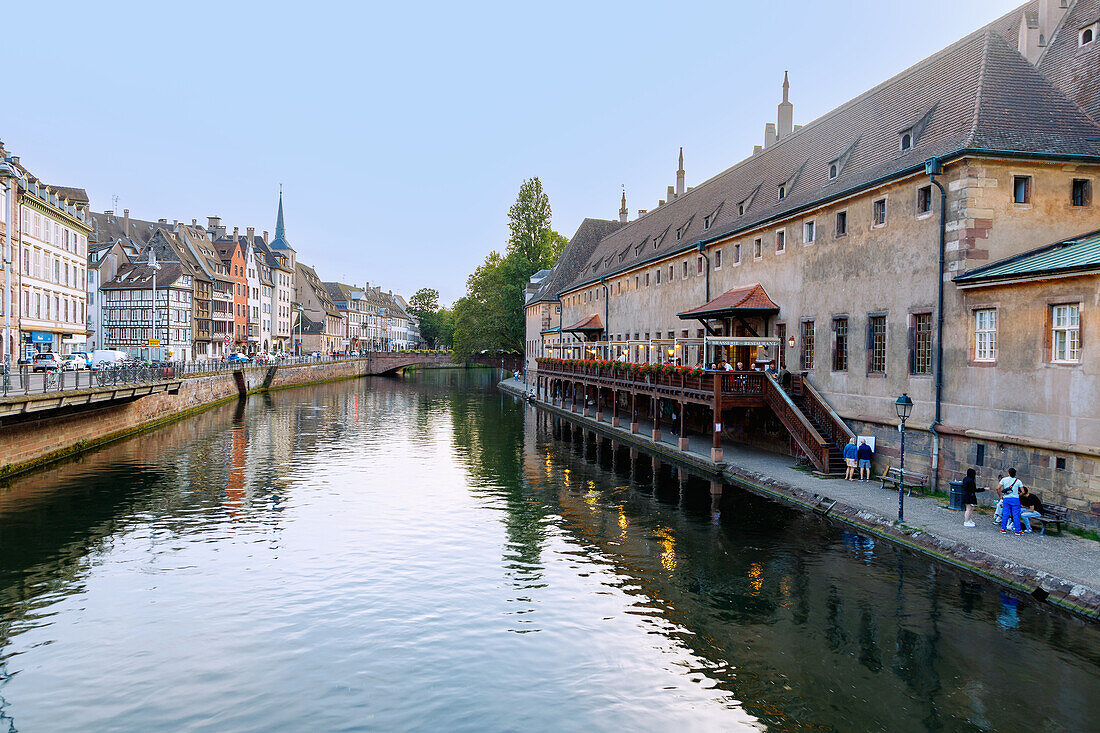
left=453, top=178, right=566, bottom=359
left=407, top=287, right=453, bottom=348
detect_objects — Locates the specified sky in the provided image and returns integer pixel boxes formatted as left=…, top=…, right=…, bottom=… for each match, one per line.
left=0, top=0, right=1024, bottom=304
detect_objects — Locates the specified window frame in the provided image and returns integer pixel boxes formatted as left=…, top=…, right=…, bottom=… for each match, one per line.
left=872, top=197, right=888, bottom=228
left=910, top=310, right=934, bottom=376
left=714, top=249, right=722, bottom=270
left=832, top=316, right=848, bottom=372
left=835, top=209, right=848, bottom=237
left=1050, top=302, right=1081, bottom=364
left=973, top=307, right=997, bottom=363
left=1071, top=178, right=1092, bottom=207
left=868, top=313, right=888, bottom=374
left=753, top=238, right=762, bottom=260
left=916, top=185, right=933, bottom=217
left=800, top=320, right=815, bottom=371
left=775, top=228, right=786, bottom=254
left=1013, top=175, right=1032, bottom=206
left=803, top=220, right=815, bottom=245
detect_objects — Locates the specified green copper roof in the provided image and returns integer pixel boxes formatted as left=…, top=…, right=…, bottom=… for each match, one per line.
left=270, top=190, right=294, bottom=251
left=954, top=229, right=1100, bottom=285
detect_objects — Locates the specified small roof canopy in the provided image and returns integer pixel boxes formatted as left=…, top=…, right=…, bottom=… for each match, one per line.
left=953, top=228, right=1100, bottom=287
left=678, top=283, right=780, bottom=320
left=563, top=314, right=604, bottom=332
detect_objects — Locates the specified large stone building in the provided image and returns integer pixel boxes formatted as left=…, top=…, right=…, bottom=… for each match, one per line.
left=526, top=0, right=1100, bottom=525
left=0, top=150, right=92, bottom=360
left=294, top=261, right=343, bottom=354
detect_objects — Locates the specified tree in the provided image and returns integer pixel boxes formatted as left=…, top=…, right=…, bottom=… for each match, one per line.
left=452, top=178, right=567, bottom=359
left=407, top=287, right=453, bottom=348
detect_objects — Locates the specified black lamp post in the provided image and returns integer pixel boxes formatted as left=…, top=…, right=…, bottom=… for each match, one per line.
left=895, top=393, right=914, bottom=522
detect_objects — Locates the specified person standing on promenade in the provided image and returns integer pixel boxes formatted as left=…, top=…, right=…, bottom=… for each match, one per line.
left=843, top=438, right=858, bottom=481
left=999, top=468, right=1024, bottom=535
left=962, top=468, right=980, bottom=527
left=857, top=439, right=873, bottom=481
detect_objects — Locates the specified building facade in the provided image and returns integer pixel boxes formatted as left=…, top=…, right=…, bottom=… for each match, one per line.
left=526, top=0, right=1100, bottom=525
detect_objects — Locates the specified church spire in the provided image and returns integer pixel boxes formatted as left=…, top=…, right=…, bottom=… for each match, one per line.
left=676, top=147, right=685, bottom=196
left=275, top=185, right=286, bottom=241
left=619, top=186, right=628, bottom=224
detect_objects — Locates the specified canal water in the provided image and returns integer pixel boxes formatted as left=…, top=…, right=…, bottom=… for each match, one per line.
left=0, top=370, right=1097, bottom=732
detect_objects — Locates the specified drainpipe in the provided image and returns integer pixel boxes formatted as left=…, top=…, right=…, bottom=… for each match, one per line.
left=925, top=157, right=947, bottom=493
left=600, top=277, right=609, bottom=359
left=696, top=242, right=711, bottom=302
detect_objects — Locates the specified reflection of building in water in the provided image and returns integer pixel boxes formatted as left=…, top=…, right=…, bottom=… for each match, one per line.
left=527, top=408, right=1095, bottom=730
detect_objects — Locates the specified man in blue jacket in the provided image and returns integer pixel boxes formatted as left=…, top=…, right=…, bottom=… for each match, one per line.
left=843, top=439, right=858, bottom=481
left=857, top=439, right=873, bottom=482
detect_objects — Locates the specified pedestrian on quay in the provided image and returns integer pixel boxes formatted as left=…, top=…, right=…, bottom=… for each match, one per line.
left=1020, top=486, right=1043, bottom=533
left=857, top=439, right=873, bottom=481
left=999, top=468, right=1024, bottom=535
left=962, top=467, right=981, bottom=527
left=843, top=438, right=858, bottom=481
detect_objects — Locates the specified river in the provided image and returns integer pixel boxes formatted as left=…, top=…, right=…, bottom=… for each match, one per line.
left=0, top=369, right=1096, bottom=731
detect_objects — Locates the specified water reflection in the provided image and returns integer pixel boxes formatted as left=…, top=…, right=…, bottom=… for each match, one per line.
left=0, top=370, right=1093, bottom=732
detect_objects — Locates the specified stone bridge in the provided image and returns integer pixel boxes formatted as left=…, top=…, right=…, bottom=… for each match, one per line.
left=366, top=352, right=457, bottom=375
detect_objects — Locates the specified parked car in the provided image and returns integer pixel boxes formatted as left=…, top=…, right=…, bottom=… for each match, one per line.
left=349, top=350, right=360, bottom=357
left=70, top=351, right=92, bottom=367
left=62, top=354, right=87, bottom=371
left=90, top=349, right=130, bottom=369
left=310, top=352, right=321, bottom=359
left=32, top=353, right=63, bottom=371
left=227, top=352, right=250, bottom=363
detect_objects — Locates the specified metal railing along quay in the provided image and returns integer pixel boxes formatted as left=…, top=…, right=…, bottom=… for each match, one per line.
left=0, top=353, right=376, bottom=398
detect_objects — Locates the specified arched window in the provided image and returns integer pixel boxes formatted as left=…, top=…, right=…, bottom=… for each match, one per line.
left=901, top=132, right=912, bottom=150
left=829, top=163, right=838, bottom=179
left=1082, top=27, right=1094, bottom=45
left=778, top=185, right=786, bottom=200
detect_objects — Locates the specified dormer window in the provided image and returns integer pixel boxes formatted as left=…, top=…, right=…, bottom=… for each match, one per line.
left=703, top=215, right=711, bottom=230
left=900, top=131, right=912, bottom=151
left=778, top=185, right=786, bottom=201
left=1081, top=23, right=1097, bottom=47
left=653, top=238, right=659, bottom=250
left=675, top=227, right=682, bottom=241
left=737, top=203, right=745, bottom=216
left=829, top=162, right=838, bottom=179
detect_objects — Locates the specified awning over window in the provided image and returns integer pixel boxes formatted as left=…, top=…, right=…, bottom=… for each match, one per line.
left=677, top=283, right=780, bottom=320
left=563, top=314, right=604, bottom=332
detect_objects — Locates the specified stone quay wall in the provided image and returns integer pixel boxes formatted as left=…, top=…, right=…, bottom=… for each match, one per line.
left=0, top=360, right=370, bottom=477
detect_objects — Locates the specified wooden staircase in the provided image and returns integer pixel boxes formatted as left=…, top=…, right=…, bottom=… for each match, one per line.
left=758, top=373, right=855, bottom=475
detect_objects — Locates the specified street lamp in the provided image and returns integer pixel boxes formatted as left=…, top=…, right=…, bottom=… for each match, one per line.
left=0, top=158, right=17, bottom=386
left=295, top=303, right=304, bottom=357
left=895, top=392, right=914, bottom=523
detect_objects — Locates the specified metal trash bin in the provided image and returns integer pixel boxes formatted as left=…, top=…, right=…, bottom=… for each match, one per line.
left=948, top=479, right=965, bottom=511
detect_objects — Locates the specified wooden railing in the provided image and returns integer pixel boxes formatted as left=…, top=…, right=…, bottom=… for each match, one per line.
left=761, top=376, right=831, bottom=473
left=536, top=360, right=766, bottom=404
left=794, top=375, right=856, bottom=450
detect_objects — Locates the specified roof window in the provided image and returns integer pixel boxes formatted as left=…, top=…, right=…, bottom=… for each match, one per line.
left=900, top=131, right=913, bottom=151
left=778, top=185, right=786, bottom=201
left=1081, top=23, right=1097, bottom=47
left=703, top=215, right=711, bottom=230
left=829, top=162, right=838, bottom=179
left=737, top=202, right=745, bottom=216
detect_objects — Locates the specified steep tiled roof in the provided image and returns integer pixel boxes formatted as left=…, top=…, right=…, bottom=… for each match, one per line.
left=50, top=186, right=89, bottom=204
left=1037, top=0, right=1100, bottom=123
left=89, top=211, right=162, bottom=246
left=101, top=261, right=185, bottom=289
left=953, top=227, right=1100, bottom=285
left=678, top=284, right=780, bottom=319
left=558, top=21, right=1100, bottom=296
left=528, top=218, right=624, bottom=304
left=563, top=314, right=603, bottom=332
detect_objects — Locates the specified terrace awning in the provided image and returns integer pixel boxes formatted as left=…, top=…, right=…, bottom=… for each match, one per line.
left=562, top=314, right=604, bottom=333
left=677, top=283, right=780, bottom=320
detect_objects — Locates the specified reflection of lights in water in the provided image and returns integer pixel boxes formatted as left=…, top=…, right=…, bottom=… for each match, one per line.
left=544, top=455, right=553, bottom=479
left=778, top=576, right=791, bottom=607
left=657, top=526, right=676, bottom=573
left=748, top=562, right=763, bottom=596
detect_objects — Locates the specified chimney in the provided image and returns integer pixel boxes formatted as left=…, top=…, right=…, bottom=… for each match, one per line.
left=172, top=219, right=178, bottom=227
left=207, top=215, right=220, bottom=230
left=232, top=226, right=239, bottom=238
left=618, top=189, right=628, bottom=224
left=123, top=209, right=130, bottom=236
left=666, top=185, right=675, bottom=203
left=638, top=209, right=647, bottom=217
left=263, top=230, right=268, bottom=241
left=10, top=157, right=18, bottom=166
left=676, top=147, right=685, bottom=196
left=192, top=219, right=197, bottom=226
left=753, top=145, right=763, bottom=155
left=158, top=218, right=167, bottom=224
left=246, top=227, right=255, bottom=241
left=764, top=123, right=777, bottom=148
left=777, top=71, right=793, bottom=140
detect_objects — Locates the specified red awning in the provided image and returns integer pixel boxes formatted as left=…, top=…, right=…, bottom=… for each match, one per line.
left=677, top=283, right=780, bottom=320
left=563, top=314, right=604, bottom=332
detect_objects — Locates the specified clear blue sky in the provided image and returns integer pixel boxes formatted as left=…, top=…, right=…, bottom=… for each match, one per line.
left=1, top=0, right=1022, bottom=304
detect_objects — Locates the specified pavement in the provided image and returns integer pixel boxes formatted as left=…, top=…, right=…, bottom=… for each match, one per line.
left=502, top=380, right=1100, bottom=598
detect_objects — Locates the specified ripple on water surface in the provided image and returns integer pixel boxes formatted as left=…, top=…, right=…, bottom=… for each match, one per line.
left=0, top=372, right=1096, bottom=732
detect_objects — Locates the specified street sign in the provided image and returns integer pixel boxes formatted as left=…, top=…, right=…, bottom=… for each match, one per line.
left=224, top=335, right=232, bottom=345
left=147, top=338, right=161, bottom=346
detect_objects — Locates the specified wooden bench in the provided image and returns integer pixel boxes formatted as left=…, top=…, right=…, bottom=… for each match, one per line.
left=878, top=465, right=929, bottom=496
left=1030, top=504, right=1069, bottom=535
